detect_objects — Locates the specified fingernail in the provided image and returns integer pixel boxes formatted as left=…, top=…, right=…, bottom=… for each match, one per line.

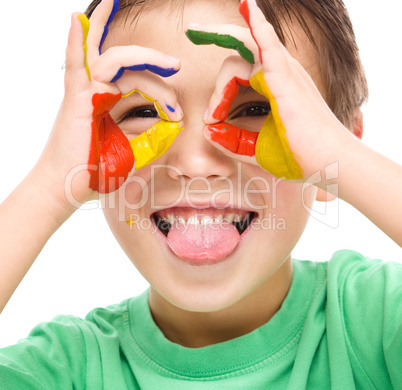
left=165, top=55, right=180, bottom=63
left=188, top=22, right=201, bottom=28
left=175, top=103, right=184, bottom=118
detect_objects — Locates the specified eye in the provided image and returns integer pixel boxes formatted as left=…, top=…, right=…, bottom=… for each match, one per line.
left=230, top=102, right=271, bottom=119
left=117, top=105, right=159, bottom=123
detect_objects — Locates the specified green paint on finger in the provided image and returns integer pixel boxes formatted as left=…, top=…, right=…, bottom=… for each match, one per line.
left=186, top=30, right=255, bottom=64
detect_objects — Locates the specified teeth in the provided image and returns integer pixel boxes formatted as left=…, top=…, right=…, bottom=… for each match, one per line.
left=159, top=213, right=250, bottom=225
left=225, top=213, right=234, bottom=223
left=177, top=217, right=187, bottom=225
left=166, top=215, right=176, bottom=225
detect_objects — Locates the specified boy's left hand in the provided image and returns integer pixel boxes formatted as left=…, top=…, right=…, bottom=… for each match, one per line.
left=187, top=0, right=402, bottom=246
left=187, top=0, right=354, bottom=182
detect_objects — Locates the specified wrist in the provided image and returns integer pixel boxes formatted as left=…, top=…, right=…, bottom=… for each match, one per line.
left=27, top=164, right=84, bottom=226
left=311, top=122, right=360, bottom=194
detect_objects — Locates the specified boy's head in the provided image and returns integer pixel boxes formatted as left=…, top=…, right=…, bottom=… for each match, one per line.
left=88, top=0, right=367, bottom=313
left=86, top=0, right=368, bottom=128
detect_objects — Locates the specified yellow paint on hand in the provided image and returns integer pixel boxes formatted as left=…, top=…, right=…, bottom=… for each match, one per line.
left=123, top=90, right=181, bottom=169
left=250, top=70, right=303, bottom=180
left=130, top=121, right=182, bottom=170
left=77, top=14, right=91, bottom=81
left=122, top=90, right=170, bottom=121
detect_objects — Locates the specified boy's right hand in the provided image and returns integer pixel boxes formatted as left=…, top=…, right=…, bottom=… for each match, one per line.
left=33, top=0, right=182, bottom=212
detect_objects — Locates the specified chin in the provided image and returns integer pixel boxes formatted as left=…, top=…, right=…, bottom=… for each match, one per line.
left=158, top=281, right=249, bottom=313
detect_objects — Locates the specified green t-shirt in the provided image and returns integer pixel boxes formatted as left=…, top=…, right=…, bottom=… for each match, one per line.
left=0, top=250, right=401, bottom=389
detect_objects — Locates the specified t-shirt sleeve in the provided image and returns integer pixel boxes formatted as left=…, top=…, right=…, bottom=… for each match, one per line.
left=328, top=250, right=402, bottom=389
left=380, top=260, right=402, bottom=387
left=0, top=315, right=88, bottom=389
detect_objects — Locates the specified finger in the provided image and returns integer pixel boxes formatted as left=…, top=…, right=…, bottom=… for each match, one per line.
left=130, top=121, right=182, bottom=170
left=248, top=70, right=303, bottom=180
left=91, top=45, right=180, bottom=84
left=205, top=123, right=259, bottom=163
left=239, top=0, right=290, bottom=73
left=186, top=24, right=258, bottom=65
left=87, top=0, right=119, bottom=59
left=99, top=0, right=119, bottom=54
left=203, top=55, right=253, bottom=124
left=65, top=13, right=92, bottom=95
left=91, top=93, right=135, bottom=194
left=116, top=71, right=183, bottom=122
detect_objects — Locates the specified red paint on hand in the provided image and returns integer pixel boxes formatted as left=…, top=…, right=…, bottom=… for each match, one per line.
left=89, top=93, right=135, bottom=194
left=239, top=0, right=251, bottom=25
left=213, top=77, right=250, bottom=121
left=208, top=123, right=258, bottom=157
left=239, top=0, right=263, bottom=64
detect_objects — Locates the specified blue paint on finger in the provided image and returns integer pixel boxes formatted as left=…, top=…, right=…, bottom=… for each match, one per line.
left=99, top=0, right=120, bottom=55
left=111, top=64, right=179, bottom=83
left=166, top=104, right=175, bottom=113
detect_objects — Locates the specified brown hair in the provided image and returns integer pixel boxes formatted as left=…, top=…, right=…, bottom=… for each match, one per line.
left=85, top=0, right=368, bottom=128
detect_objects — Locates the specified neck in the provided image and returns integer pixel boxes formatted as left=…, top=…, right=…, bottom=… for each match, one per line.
left=148, top=258, right=293, bottom=348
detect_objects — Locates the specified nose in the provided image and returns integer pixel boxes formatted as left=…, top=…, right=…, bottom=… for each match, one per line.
left=164, top=116, right=236, bottom=181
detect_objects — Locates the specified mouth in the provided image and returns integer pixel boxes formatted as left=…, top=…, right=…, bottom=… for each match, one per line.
left=150, top=207, right=257, bottom=264
left=151, top=207, right=257, bottom=237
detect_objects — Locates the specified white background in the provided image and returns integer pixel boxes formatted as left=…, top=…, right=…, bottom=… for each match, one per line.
left=0, top=0, right=401, bottom=347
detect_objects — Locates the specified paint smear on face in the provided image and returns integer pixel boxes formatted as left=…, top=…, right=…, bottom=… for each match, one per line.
left=77, top=14, right=91, bottom=80
left=186, top=30, right=255, bottom=65
left=213, top=77, right=250, bottom=121
left=89, top=93, right=135, bottom=193
left=250, top=70, right=303, bottom=179
left=208, top=123, right=258, bottom=156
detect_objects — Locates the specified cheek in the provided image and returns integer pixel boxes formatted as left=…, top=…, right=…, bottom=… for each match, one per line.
left=250, top=173, right=316, bottom=237
left=275, top=181, right=316, bottom=221
left=102, top=168, right=153, bottom=234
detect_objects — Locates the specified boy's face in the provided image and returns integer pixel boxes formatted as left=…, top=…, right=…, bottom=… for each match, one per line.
left=103, top=0, right=320, bottom=312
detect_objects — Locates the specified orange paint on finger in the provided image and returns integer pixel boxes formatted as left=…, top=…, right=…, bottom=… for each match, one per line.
left=89, top=93, right=135, bottom=193
left=208, top=123, right=258, bottom=156
left=213, top=77, right=250, bottom=121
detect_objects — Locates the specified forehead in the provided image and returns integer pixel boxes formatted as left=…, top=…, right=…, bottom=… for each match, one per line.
left=104, top=0, right=246, bottom=66
left=104, top=0, right=322, bottom=95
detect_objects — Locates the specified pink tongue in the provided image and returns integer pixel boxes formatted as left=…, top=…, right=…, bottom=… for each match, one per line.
left=167, top=222, right=240, bottom=261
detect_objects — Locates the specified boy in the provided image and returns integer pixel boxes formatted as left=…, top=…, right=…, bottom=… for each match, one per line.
left=0, top=0, right=401, bottom=388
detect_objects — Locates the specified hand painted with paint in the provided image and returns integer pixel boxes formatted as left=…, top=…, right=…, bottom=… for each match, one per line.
left=37, top=0, right=183, bottom=207
left=187, top=0, right=352, bottom=181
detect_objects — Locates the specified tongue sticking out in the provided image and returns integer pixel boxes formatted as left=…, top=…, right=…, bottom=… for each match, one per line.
left=167, top=222, right=240, bottom=261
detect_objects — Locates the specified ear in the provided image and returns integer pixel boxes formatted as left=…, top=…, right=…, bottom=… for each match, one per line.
left=316, top=109, right=363, bottom=202
left=351, top=108, right=363, bottom=140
